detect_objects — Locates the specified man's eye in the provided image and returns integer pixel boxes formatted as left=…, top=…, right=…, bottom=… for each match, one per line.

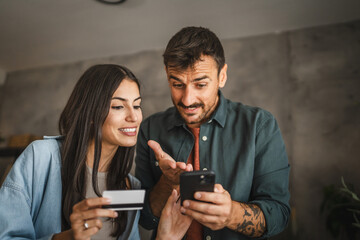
left=197, top=83, right=207, bottom=88
left=134, top=105, right=142, bottom=110
left=111, top=106, right=124, bottom=110
left=173, top=83, right=184, bottom=88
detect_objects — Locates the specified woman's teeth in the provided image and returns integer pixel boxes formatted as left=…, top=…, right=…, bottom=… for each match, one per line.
left=120, top=128, right=136, bottom=132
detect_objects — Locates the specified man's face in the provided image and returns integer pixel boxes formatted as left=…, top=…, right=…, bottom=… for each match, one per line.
left=166, top=55, right=227, bottom=128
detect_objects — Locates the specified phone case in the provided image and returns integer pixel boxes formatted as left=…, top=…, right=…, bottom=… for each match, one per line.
left=180, top=170, right=215, bottom=204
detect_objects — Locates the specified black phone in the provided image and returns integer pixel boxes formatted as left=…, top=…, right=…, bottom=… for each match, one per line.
left=180, top=170, right=215, bottom=205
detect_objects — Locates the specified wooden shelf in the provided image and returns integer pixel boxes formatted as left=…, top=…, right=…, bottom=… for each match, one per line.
left=0, top=147, right=25, bottom=159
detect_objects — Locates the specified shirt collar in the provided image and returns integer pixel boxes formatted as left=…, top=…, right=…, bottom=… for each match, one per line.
left=166, top=90, right=227, bottom=131
left=211, top=90, right=227, bottom=128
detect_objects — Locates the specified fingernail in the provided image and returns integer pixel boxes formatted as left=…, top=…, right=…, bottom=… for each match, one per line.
left=183, top=201, right=189, bottom=207
left=114, top=212, right=118, bottom=217
left=195, top=193, right=201, bottom=199
left=104, top=198, right=111, bottom=203
left=180, top=207, right=186, bottom=213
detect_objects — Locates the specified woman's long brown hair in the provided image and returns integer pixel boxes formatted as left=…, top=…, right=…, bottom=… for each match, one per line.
left=59, top=64, right=140, bottom=237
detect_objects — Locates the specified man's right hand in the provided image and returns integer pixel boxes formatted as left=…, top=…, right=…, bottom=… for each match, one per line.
left=148, top=140, right=193, bottom=185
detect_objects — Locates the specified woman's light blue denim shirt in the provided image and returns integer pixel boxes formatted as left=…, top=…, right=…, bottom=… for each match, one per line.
left=0, top=136, right=140, bottom=240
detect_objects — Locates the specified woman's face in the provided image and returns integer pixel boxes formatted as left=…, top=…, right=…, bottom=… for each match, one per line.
left=102, top=78, right=142, bottom=148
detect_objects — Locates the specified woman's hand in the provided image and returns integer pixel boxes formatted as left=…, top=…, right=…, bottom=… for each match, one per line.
left=52, top=197, right=117, bottom=240
left=70, top=197, right=118, bottom=240
left=156, top=189, right=193, bottom=240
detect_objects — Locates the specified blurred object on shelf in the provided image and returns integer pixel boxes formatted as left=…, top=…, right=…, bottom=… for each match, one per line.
left=7, top=134, right=42, bottom=148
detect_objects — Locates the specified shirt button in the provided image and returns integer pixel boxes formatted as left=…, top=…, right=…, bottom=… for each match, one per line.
left=202, top=136, right=207, bottom=141
left=206, top=236, right=211, bottom=240
left=203, top=168, right=208, bottom=171
left=208, top=119, right=212, bottom=123
left=155, top=161, right=159, bottom=167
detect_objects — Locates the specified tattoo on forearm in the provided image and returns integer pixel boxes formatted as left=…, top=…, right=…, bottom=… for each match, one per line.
left=236, top=203, right=266, bottom=237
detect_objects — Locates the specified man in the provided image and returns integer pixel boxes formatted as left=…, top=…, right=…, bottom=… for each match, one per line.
left=135, top=26, right=290, bottom=240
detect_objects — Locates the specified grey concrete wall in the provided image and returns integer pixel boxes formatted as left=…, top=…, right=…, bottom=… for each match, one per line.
left=1, top=20, right=360, bottom=239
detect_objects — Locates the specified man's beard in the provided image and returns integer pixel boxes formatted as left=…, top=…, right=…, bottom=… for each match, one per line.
left=176, top=101, right=213, bottom=125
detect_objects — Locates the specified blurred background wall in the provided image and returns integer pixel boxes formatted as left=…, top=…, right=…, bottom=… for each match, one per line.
left=0, top=20, right=359, bottom=239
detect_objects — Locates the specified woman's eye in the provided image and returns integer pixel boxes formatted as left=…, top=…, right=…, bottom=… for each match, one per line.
left=134, top=105, right=141, bottom=110
left=111, top=106, right=124, bottom=110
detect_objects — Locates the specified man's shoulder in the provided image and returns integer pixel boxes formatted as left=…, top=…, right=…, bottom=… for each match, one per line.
left=226, top=98, right=274, bottom=121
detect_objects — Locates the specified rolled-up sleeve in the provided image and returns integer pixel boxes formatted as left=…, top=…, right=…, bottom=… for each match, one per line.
left=250, top=115, right=291, bottom=238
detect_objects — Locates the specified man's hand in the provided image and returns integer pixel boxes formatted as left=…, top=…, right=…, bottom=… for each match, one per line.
left=156, top=189, right=193, bottom=240
left=180, top=184, right=232, bottom=230
left=180, top=184, right=266, bottom=237
left=148, top=140, right=193, bottom=217
left=148, top=140, right=193, bottom=185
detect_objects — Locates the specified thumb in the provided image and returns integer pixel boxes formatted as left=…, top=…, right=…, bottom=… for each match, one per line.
left=214, top=184, right=224, bottom=193
left=148, top=140, right=164, bottom=159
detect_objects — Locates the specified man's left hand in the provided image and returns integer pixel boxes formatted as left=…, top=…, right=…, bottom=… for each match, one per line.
left=180, top=184, right=233, bottom=230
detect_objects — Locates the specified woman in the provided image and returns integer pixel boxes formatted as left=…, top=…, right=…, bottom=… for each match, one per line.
left=0, top=64, right=191, bottom=240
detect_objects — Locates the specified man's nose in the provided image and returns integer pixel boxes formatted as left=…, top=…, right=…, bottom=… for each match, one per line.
left=181, top=87, right=195, bottom=106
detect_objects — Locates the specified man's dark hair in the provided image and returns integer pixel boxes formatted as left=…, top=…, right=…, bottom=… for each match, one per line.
left=163, top=26, right=225, bottom=74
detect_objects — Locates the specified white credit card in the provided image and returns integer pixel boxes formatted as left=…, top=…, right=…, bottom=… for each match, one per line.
left=102, top=189, right=145, bottom=211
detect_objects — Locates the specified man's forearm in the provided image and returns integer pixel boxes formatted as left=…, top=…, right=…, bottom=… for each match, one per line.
left=149, top=175, right=177, bottom=217
left=227, top=201, right=266, bottom=237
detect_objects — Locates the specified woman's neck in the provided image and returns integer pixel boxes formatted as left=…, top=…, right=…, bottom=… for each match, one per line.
left=86, top=140, right=118, bottom=172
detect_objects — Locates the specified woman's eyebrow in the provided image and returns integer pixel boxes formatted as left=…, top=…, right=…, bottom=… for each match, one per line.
left=112, top=96, right=141, bottom=102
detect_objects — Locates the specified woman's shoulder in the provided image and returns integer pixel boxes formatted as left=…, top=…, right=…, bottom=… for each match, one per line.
left=2, top=136, right=63, bottom=199
left=127, top=174, right=141, bottom=189
left=19, top=135, right=63, bottom=166
left=31, top=135, right=63, bottom=151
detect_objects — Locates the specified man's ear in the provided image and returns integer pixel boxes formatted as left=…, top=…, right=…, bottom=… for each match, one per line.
left=219, top=63, right=228, bottom=88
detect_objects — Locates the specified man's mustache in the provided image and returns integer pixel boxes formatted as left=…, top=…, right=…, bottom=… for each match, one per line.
left=177, top=102, right=204, bottom=109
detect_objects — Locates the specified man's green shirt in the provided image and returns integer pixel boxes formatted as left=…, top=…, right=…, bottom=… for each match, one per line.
left=135, top=91, right=290, bottom=239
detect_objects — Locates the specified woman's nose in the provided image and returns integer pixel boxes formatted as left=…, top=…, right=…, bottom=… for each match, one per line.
left=125, top=108, right=138, bottom=122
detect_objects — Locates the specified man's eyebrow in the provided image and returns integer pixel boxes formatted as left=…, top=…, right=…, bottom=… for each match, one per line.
left=169, top=75, right=182, bottom=82
left=169, top=75, right=210, bottom=82
left=193, top=76, right=209, bottom=82
left=112, top=96, right=141, bottom=102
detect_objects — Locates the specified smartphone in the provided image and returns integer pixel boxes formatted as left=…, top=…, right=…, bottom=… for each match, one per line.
left=180, top=170, right=215, bottom=205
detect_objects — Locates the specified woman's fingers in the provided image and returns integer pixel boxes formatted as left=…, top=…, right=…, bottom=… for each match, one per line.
left=70, top=197, right=118, bottom=240
left=162, top=189, right=178, bottom=216
left=83, top=218, right=103, bottom=231
left=83, top=208, right=118, bottom=220
left=73, top=197, right=111, bottom=211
